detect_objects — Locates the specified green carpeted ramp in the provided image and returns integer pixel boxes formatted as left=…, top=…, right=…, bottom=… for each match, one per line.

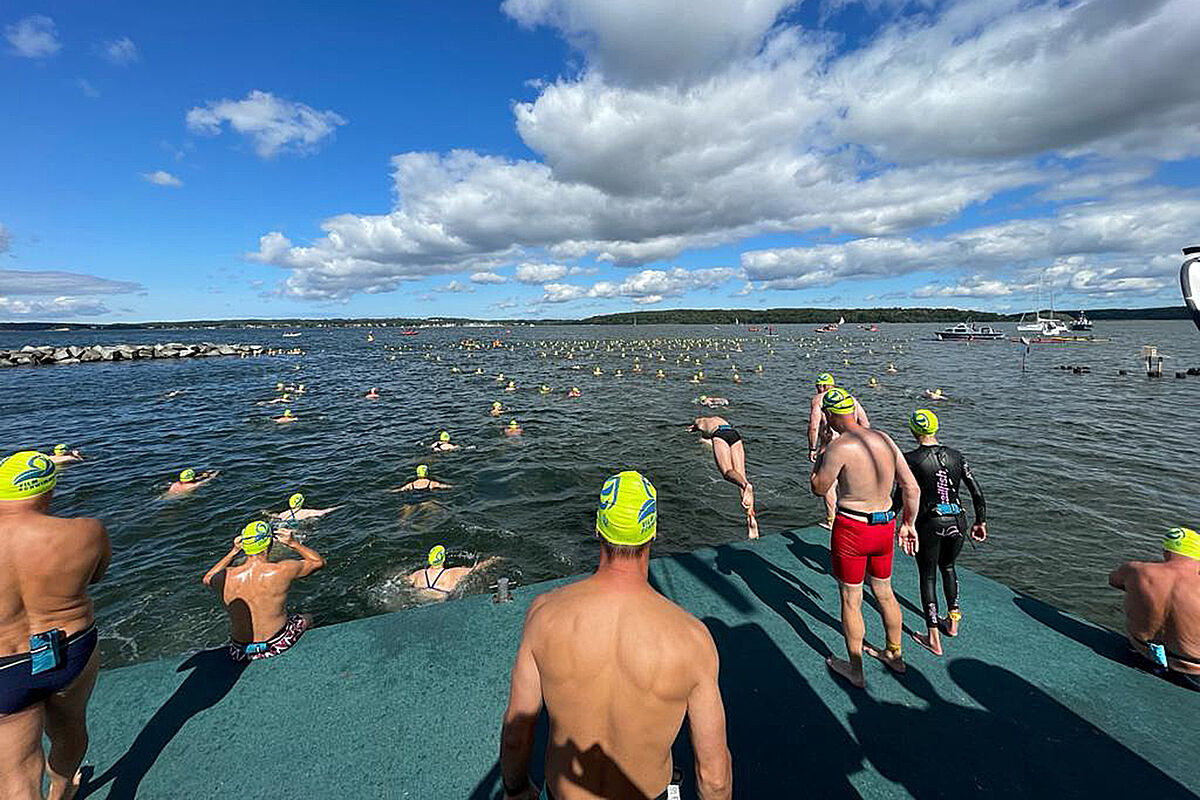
left=76, top=528, right=1199, bottom=798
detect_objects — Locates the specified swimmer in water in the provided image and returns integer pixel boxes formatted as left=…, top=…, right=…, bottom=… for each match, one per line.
left=506, top=380, right=517, bottom=392
left=407, top=545, right=500, bottom=601
left=698, top=394, right=729, bottom=408
left=49, top=444, right=84, bottom=466
left=364, top=387, right=380, bottom=399
left=273, top=409, right=298, bottom=424
left=867, top=377, right=879, bottom=388
left=567, top=387, right=582, bottom=398
left=431, top=431, right=460, bottom=452
left=390, top=465, right=452, bottom=492
left=267, top=492, right=341, bottom=525
left=687, top=416, right=759, bottom=539
left=924, top=388, right=946, bottom=401
left=539, top=384, right=552, bottom=395
left=808, top=373, right=871, bottom=529
left=505, top=419, right=523, bottom=436
left=886, top=363, right=898, bottom=374
left=490, top=401, right=505, bottom=417
left=656, top=369, right=666, bottom=379
left=895, top=410, right=987, bottom=656
left=167, top=468, right=219, bottom=495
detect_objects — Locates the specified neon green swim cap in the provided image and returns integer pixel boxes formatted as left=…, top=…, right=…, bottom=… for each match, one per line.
left=910, top=409, right=939, bottom=436
left=282, top=409, right=293, bottom=417
left=240, top=521, right=272, bottom=555
left=439, top=431, right=451, bottom=442
left=1163, top=527, right=1200, bottom=560
left=0, top=451, right=57, bottom=501
left=492, top=401, right=502, bottom=409
left=816, top=372, right=835, bottom=387
left=416, top=464, right=429, bottom=478
left=822, top=387, right=856, bottom=415
left=596, top=470, right=657, bottom=546
left=53, top=444, right=68, bottom=456
left=288, top=492, right=305, bottom=509
left=428, top=545, right=446, bottom=566
left=508, top=419, right=519, bottom=429
left=180, top=468, right=196, bottom=483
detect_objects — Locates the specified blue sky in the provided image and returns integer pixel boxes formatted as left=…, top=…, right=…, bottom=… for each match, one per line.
left=3, top=0, right=1199, bottom=321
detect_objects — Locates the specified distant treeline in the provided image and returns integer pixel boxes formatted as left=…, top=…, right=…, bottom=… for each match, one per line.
left=0, top=305, right=1187, bottom=331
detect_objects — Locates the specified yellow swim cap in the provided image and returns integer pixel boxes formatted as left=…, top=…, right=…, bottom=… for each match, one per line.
left=822, top=387, right=856, bottom=415
left=288, top=492, right=305, bottom=509
left=416, top=464, right=429, bottom=478
left=54, top=444, right=68, bottom=456
left=816, top=372, right=835, bottom=387
left=596, top=470, right=657, bottom=546
left=240, top=521, right=272, bottom=555
left=492, top=401, right=502, bottom=409
left=439, top=431, right=451, bottom=442
left=282, top=409, right=293, bottom=417
left=0, top=452, right=57, bottom=501
left=1163, top=527, right=1200, bottom=560
left=910, top=409, right=939, bottom=436
left=180, top=468, right=196, bottom=483
left=428, top=545, right=446, bottom=566
left=699, top=394, right=708, bottom=402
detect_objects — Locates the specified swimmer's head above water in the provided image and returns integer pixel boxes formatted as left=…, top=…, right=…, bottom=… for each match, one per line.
left=816, top=372, right=835, bottom=389
left=179, top=468, right=196, bottom=483
left=240, top=520, right=273, bottom=556
left=1163, top=526, right=1200, bottom=560
left=428, top=544, right=446, bottom=567
left=596, top=470, right=657, bottom=548
left=53, top=444, right=68, bottom=456
left=416, top=464, right=429, bottom=478
left=289, top=492, right=305, bottom=510
left=439, top=430, right=451, bottom=443
left=0, top=451, right=57, bottom=502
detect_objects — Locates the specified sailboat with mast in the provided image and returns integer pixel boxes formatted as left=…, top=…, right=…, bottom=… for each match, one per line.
left=1017, top=277, right=1070, bottom=336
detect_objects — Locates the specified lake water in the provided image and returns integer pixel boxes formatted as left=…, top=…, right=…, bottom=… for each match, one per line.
left=1, top=321, right=1197, bottom=666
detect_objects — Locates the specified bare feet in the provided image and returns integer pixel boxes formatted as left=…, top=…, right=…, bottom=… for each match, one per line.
left=910, top=630, right=944, bottom=656
left=740, top=482, right=754, bottom=510
left=818, top=516, right=833, bottom=530
left=939, top=612, right=960, bottom=637
left=826, top=657, right=865, bottom=688
left=747, top=512, right=760, bottom=539
left=864, top=642, right=907, bottom=674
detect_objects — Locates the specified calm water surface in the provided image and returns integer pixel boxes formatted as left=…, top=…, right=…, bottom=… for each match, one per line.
left=1, top=321, right=1197, bottom=666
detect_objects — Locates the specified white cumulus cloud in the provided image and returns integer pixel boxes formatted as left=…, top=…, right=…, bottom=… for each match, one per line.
left=470, top=271, right=507, bottom=284
left=5, top=15, right=61, bottom=58
left=540, top=266, right=735, bottom=305
left=102, top=36, right=138, bottom=65
left=141, top=170, right=182, bottom=187
left=0, top=296, right=112, bottom=319
left=187, top=90, right=346, bottom=159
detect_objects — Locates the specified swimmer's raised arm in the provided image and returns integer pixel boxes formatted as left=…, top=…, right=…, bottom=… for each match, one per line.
left=203, top=536, right=242, bottom=586
left=275, top=530, right=326, bottom=578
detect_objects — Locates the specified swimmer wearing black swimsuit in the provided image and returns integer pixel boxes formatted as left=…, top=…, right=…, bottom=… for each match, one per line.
left=423, top=566, right=452, bottom=594
left=707, top=424, right=742, bottom=447
left=895, top=444, right=986, bottom=630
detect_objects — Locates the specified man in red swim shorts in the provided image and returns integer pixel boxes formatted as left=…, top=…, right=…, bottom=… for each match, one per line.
left=810, top=389, right=920, bottom=688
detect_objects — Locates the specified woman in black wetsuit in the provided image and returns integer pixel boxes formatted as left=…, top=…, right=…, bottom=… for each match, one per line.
left=897, top=409, right=987, bottom=655
left=687, top=416, right=759, bottom=538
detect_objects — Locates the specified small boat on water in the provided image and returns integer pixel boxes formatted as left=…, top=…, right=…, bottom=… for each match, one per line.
left=1070, top=312, right=1093, bottom=331
left=1016, top=315, right=1071, bottom=336
left=401, top=329, right=419, bottom=336
left=815, top=316, right=844, bottom=334
left=935, top=321, right=1004, bottom=341
left=282, top=332, right=302, bottom=338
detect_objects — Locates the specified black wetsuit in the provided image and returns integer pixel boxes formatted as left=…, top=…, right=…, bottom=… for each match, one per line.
left=896, top=444, right=986, bottom=629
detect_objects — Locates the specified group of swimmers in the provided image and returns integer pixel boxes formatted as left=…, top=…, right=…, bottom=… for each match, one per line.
left=1, top=340, right=1197, bottom=798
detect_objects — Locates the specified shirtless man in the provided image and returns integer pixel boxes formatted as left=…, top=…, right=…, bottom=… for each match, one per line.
left=810, top=390, right=919, bottom=688
left=202, top=521, right=325, bottom=661
left=167, top=468, right=218, bottom=496
left=0, top=451, right=110, bottom=800
left=389, top=465, right=451, bottom=493
left=406, top=546, right=498, bottom=601
left=807, top=373, right=870, bottom=529
left=1108, top=526, right=1200, bottom=691
left=687, top=417, right=758, bottom=539
left=500, top=471, right=732, bottom=800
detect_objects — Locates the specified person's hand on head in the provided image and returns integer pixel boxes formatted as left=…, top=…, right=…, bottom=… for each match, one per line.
left=275, top=529, right=294, bottom=546
left=232, top=535, right=243, bottom=549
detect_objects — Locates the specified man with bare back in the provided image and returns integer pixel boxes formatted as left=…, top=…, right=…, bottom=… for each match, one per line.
left=0, top=451, right=110, bottom=800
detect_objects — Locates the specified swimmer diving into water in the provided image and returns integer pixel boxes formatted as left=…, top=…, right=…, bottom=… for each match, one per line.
left=167, top=468, right=219, bottom=495
left=687, top=416, right=759, bottom=539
